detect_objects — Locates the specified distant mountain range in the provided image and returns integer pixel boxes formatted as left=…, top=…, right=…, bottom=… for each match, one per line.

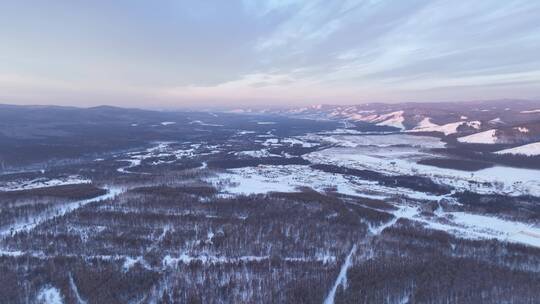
left=238, top=100, right=540, bottom=145
left=2, top=100, right=540, bottom=158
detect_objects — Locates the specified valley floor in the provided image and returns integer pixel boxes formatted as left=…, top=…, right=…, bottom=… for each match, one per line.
left=1, top=125, right=540, bottom=303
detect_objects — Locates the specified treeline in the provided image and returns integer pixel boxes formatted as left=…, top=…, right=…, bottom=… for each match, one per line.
left=3, top=177, right=540, bottom=302
left=131, top=185, right=218, bottom=197
left=128, top=159, right=203, bottom=174
left=417, top=157, right=493, bottom=171
left=269, top=190, right=394, bottom=226
left=433, top=146, right=540, bottom=169
left=0, top=184, right=107, bottom=232
left=267, top=145, right=320, bottom=156
left=311, top=164, right=452, bottom=195
left=1, top=186, right=372, bottom=303
left=335, top=255, right=540, bottom=304
left=452, top=191, right=540, bottom=221
left=0, top=255, right=159, bottom=304
left=0, top=184, right=106, bottom=201
left=334, top=218, right=540, bottom=303
left=207, top=156, right=309, bottom=169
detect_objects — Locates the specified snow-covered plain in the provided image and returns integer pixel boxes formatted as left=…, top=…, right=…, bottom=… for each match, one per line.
left=304, top=136, right=540, bottom=196
left=210, top=164, right=540, bottom=248
left=208, top=131, right=540, bottom=248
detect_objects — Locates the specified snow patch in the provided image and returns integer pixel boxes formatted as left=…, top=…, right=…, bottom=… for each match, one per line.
left=515, top=127, right=530, bottom=133
left=160, top=121, right=176, bottom=126
left=190, top=120, right=223, bottom=127
left=235, top=150, right=272, bottom=158
left=36, top=286, right=64, bottom=304
left=263, top=138, right=280, bottom=146
left=281, top=137, right=317, bottom=147
left=237, top=130, right=256, bottom=135
left=489, top=117, right=504, bottom=124
left=123, top=256, right=150, bottom=272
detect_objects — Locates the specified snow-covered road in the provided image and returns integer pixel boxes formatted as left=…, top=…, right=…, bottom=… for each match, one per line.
left=324, top=244, right=357, bottom=304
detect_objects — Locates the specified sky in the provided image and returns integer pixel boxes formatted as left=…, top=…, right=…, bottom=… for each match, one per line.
left=1, top=0, right=540, bottom=109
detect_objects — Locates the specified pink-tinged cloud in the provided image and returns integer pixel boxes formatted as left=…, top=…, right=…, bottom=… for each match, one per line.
left=1, top=0, right=540, bottom=108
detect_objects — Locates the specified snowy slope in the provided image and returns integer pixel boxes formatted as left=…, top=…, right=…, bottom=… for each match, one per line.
left=521, top=109, right=540, bottom=114
left=340, top=110, right=405, bottom=130
left=415, top=117, right=439, bottom=129
left=374, top=111, right=405, bottom=130
left=457, top=129, right=498, bottom=144
left=496, top=142, right=540, bottom=156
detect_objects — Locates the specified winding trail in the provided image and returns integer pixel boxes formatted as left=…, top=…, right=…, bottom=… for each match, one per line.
left=69, top=272, right=88, bottom=304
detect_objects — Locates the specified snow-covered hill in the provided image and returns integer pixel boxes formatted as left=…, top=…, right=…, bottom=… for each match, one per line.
left=458, top=129, right=499, bottom=144
left=251, top=100, right=540, bottom=144
left=496, top=142, right=540, bottom=156
left=409, top=119, right=481, bottom=135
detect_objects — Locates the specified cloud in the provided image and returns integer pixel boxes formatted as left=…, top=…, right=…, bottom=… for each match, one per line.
left=1, top=0, right=539, bottom=107
left=242, top=0, right=302, bottom=17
